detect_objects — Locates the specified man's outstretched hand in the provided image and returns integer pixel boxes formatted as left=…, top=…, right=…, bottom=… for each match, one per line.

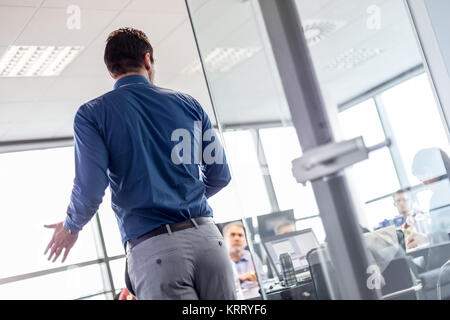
left=44, top=222, right=78, bottom=263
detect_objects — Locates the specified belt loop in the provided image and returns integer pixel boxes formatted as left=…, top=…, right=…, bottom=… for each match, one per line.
left=126, top=241, right=130, bottom=256
left=191, top=218, right=199, bottom=229
left=165, top=224, right=172, bottom=235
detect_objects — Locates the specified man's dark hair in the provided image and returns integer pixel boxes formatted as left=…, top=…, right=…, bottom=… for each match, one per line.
left=393, top=188, right=410, bottom=197
left=394, top=189, right=406, bottom=196
left=104, top=27, right=154, bottom=77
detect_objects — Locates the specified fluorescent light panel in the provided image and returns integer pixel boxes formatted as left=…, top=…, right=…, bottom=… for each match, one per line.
left=0, top=46, right=83, bottom=77
left=325, top=48, right=383, bottom=70
left=183, top=47, right=261, bottom=74
left=303, top=19, right=347, bottom=47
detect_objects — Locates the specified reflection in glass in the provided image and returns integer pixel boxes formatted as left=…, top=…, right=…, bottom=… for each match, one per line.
left=187, top=0, right=450, bottom=300
left=295, top=0, right=450, bottom=300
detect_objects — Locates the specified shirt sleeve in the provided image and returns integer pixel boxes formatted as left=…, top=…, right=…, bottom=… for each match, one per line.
left=198, top=102, right=232, bottom=198
left=64, top=104, right=109, bottom=233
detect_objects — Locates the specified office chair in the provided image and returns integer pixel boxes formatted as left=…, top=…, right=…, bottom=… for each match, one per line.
left=396, top=229, right=406, bottom=251
left=415, top=241, right=450, bottom=299
left=306, top=247, right=341, bottom=300
left=379, top=256, right=420, bottom=300
left=307, top=247, right=420, bottom=300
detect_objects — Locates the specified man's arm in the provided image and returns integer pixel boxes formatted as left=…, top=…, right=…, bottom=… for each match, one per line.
left=198, top=104, right=231, bottom=198
left=44, top=104, right=109, bottom=263
left=64, top=104, right=109, bottom=232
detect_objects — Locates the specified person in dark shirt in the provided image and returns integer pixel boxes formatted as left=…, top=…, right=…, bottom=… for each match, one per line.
left=44, top=27, right=236, bottom=300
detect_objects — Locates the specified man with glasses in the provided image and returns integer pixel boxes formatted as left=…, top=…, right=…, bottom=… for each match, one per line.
left=393, top=189, right=417, bottom=233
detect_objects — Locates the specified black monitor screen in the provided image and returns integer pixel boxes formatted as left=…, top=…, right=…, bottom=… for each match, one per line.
left=216, top=217, right=255, bottom=241
left=256, top=209, right=295, bottom=239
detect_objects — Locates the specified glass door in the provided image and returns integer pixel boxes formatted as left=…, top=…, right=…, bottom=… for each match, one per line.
left=290, top=0, right=450, bottom=300
left=186, top=0, right=450, bottom=300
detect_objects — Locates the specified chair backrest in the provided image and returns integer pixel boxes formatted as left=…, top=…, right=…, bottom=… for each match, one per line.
left=380, top=257, right=417, bottom=300
left=425, top=241, right=450, bottom=270
left=396, top=229, right=406, bottom=251
left=307, top=247, right=418, bottom=300
left=306, top=247, right=341, bottom=300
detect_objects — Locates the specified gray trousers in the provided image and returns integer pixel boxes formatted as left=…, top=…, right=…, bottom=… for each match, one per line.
left=126, top=218, right=237, bottom=300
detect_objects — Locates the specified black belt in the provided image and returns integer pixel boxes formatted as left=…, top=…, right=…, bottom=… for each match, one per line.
left=126, top=216, right=213, bottom=250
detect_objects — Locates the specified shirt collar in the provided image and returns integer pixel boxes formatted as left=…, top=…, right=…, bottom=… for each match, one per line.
left=236, top=250, right=251, bottom=263
left=113, top=74, right=152, bottom=90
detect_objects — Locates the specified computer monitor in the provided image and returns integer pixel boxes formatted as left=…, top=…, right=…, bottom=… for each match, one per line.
left=256, top=209, right=295, bottom=239
left=216, top=217, right=255, bottom=241
left=262, top=228, right=319, bottom=278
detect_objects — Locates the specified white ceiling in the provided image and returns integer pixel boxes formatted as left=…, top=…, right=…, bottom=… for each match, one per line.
left=0, top=0, right=212, bottom=142
left=189, top=0, right=424, bottom=126
left=0, top=0, right=425, bottom=142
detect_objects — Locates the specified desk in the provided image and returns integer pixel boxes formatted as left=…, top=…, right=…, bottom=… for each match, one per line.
left=406, top=243, right=430, bottom=255
left=265, top=280, right=316, bottom=300
left=242, top=285, right=261, bottom=300
left=243, top=278, right=316, bottom=300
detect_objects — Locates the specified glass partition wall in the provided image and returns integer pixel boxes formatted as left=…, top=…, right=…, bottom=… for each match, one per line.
left=0, top=0, right=204, bottom=300
left=186, top=0, right=450, bottom=300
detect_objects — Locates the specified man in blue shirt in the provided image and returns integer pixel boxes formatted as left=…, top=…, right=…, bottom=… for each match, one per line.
left=44, top=27, right=236, bottom=300
left=223, top=221, right=265, bottom=289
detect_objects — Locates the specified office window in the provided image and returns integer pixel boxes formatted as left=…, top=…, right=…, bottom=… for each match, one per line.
left=338, top=99, right=400, bottom=202
left=208, top=130, right=272, bottom=222
left=259, top=126, right=319, bottom=219
left=0, top=148, right=99, bottom=279
left=80, top=293, right=109, bottom=300
left=0, top=264, right=105, bottom=300
left=364, top=197, right=399, bottom=230
left=109, top=258, right=126, bottom=292
left=381, top=73, right=450, bottom=185
left=295, top=217, right=326, bottom=243
left=98, top=190, right=126, bottom=257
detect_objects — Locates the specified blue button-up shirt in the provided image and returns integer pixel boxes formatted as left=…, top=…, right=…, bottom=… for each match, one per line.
left=233, top=250, right=265, bottom=289
left=64, top=75, right=231, bottom=245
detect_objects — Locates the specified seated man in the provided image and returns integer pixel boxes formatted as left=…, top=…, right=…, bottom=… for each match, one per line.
left=223, top=221, right=265, bottom=289
left=393, top=189, right=418, bottom=232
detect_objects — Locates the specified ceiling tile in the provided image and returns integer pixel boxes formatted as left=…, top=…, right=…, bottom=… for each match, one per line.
left=40, top=75, right=114, bottom=102
left=0, top=0, right=42, bottom=6
left=14, top=7, right=118, bottom=46
left=91, top=12, right=186, bottom=48
left=0, top=7, right=36, bottom=46
left=0, top=45, right=7, bottom=57
left=126, top=0, right=187, bottom=15
left=42, top=0, right=128, bottom=11
left=61, top=45, right=109, bottom=77
left=0, top=78, right=57, bottom=103
left=155, top=20, right=199, bottom=74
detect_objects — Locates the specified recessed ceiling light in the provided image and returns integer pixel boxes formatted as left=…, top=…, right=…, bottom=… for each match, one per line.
left=183, top=47, right=261, bottom=74
left=324, top=48, right=383, bottom=70
left=303, top=19, right=347, bottom=47
left=0, top=46, right=83, bottom=77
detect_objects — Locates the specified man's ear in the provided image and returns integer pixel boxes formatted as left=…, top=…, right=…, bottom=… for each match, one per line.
left=144, top=52, right=152, bottom=71
left=108, top=71, right=117, bottom=80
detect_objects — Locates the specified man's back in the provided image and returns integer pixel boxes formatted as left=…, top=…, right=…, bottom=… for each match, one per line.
left=45, top=28, right=236, bottom=300
left=65, top=75, right=231, bottom=244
